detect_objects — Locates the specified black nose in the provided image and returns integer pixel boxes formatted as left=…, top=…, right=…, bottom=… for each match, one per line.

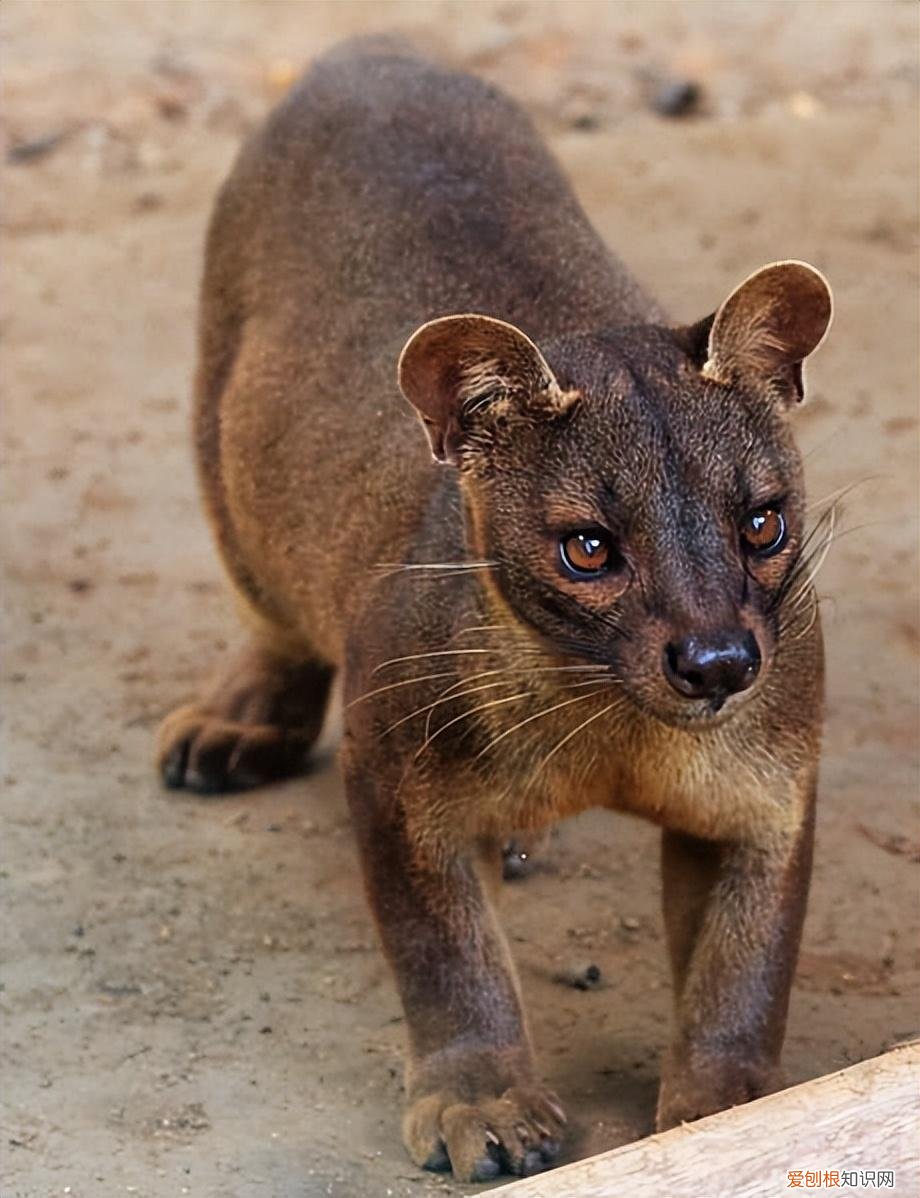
left=663, top=630, right=761, bottom=703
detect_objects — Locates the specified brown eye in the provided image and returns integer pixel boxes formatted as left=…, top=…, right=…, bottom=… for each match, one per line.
left=741, top=508, right=787, bottom=556
left=560, top=530, right=612, bottom=577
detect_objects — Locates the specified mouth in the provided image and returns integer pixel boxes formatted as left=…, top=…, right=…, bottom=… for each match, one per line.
left=627, top=680, right=761, bottom=732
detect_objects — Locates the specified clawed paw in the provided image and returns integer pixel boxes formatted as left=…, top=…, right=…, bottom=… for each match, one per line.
left=156, top=705, right=308, bottom=794
left=403, top=1085, right=565, bottom=1183
left=656, top=1053, right=782, bottom=1131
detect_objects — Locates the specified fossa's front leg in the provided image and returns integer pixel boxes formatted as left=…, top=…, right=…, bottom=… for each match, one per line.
left=657, top=794, right=815, bottom=1128
left=342, top=742, right=564, bottom=1182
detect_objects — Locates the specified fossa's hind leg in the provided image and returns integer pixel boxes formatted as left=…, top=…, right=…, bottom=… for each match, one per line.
left=156, top=642, right=334, bottom=794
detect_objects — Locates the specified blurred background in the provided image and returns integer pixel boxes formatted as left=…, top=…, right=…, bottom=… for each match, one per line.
left=2, top=3, right=918, bottom=1196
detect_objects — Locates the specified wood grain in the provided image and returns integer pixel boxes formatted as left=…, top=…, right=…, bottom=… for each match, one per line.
left=502, top=1044, right=919, bottom=1197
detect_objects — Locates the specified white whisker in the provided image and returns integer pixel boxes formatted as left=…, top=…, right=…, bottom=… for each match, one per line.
left=473, top=686, right=612, bottom=761
left=532, top=695, right=624, bottom=778
left=345, top=670, right=458, bottom=709
left=382, top=678, right=515, bottom=739
left=805, top=477, right=873, bottom=513
left=784, top=504, right=837, bottom=605
left=373, top=560, right=497, bottom=573
left=372, top=647, right=495, bottom=674
left=413, top=691, right=532, bottom=762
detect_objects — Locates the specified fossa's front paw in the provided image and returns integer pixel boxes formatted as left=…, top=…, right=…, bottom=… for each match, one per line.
left=403, top=1084, right=565, bottom=1182
left=656, top=1050, right=782, bottom=1130
left=155, top=648, right=331, bottom=794
left=156, top=704, right=307, bottom=794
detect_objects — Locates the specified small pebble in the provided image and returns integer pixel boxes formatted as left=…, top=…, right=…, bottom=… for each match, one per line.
left=571, top=112, right=600, bottom=132
left=7, top=130, right=68, bottom=163
left=133, top=191, right=163, bottom=213
left=554, top=963, right=602, bottom=991
left=502, top=840, right=537, bottom=881
left=652, top=79, right=701, bottom=118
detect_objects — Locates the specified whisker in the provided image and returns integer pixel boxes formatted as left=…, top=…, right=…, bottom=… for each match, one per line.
left=518, top=663, right=616, bottom=674
left=373, top=560, right=497, bottom=574
left=413, top=572, right=493, bottom=582
left=799, top=502, right=837, bottom=551
left=783, top=519, right=879, bottom=612
left=781, top=504, right=837, bottom=604
left=772, top=504, right=838, bottom=613
left=429, top=667, right=620, bottom=738
left=434, top=667, right=514, bottom=699
left=425, top=671, right=516, bottom=738
left=802, top=426, right=846, bottom=462
left=414, top=691, right=533, bottom=762
left=532, top=694, right=624, bottom=778
left=473, top=686, right=612, bottom=761
left=345, top=670, right=458, bottom=709
left=790, top=590, right=820, bottom=640
left=556, top=676, right=621, bottom=690
left=373, top=648, right=609, bottom=679
left=806, top=475, right=877, bottom=513
left=373, top=647, right=496, bottom=674
left=381, top=678, right=515, bottom=739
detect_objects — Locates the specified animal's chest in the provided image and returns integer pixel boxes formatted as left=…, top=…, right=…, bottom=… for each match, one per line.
left=474, top=714, right=797, bottom=844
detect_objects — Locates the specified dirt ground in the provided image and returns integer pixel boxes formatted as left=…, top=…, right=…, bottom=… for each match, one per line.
left=2, top=2, right=918, bottom=1196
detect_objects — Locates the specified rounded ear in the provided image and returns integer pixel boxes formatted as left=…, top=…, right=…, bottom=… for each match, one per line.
left=702, top=261, right=833, bottom=402
left=397, top=314, right=574, bottom=464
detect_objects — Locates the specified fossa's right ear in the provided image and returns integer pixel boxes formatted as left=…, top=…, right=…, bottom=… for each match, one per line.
left=680, top=261, right=833, bottom=405
left=398, top=314, right=576, bottom=464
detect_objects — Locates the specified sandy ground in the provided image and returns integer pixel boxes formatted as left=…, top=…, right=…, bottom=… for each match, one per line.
left=2, top=2, right=918, bottom=1196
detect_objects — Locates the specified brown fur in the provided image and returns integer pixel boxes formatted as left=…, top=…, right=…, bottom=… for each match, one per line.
left=156, top=41, right=833, bottom=1182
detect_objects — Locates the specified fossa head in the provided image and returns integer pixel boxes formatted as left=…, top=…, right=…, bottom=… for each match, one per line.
left=399, top=262, right=833, bottom=729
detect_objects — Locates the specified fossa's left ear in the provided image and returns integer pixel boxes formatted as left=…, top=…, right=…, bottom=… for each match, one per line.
left=679, top=261, right=833, bottom=404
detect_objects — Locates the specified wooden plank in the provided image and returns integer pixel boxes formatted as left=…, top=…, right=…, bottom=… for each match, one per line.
left=502, top=1044, right=919, bottom=1197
